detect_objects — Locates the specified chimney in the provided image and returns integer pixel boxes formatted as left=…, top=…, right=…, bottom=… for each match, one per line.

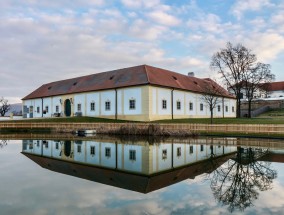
left=188, top=72, right=195, bottom=77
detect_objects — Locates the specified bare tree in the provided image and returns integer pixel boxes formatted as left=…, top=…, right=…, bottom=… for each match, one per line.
left=0, top=140, right=8, bottom=148
left=0, top=97, right=10, bottom=116
left=201, top=79, right=224, bottom=124
left=242, top=63, right=275, bottom=118
left=210, top=42, right=269, bottom=118
left=208, top=147, right=277, bottom=212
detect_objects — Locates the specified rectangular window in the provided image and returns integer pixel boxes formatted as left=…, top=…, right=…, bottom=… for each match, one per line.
left=29, top=106, right=33, bottom=113
left=232, top=106, right=235, bottom=112
left=36, top=141, right=40, bottom=147
left=189, top=146, right=193, bottom=154
left=105, top=147, right=111, bottom=157
left=162, top=149, right=167, bottom=159
left=105, top=101, right=111, bottom=111
left=90, top=102, right=95, bottom=111
left=217, top=105, right=221, bottom=112
left=55, top=142, right=59, bottom=150
left=45, top=106, right=49, bottom=113
left=200, top=145, right=204, bottom=152
left=189, top=102, right=193, bottom=111
left=177, top=101, right=181, bottom=110
left=55, top=105, right=59, bottom=113
left=129, top=150, right=136, bottom=161
left=77, top=104, right=81, bottom=112
left=129, top=99, right=136, bottom=110
left=200, top=103, right=203, bottom=111
left=177, top=147, right=182, bottom=157
left=77, top=145, right=81, bottom=153
left=162, top=100, right=167, bottom=109
left=37, top=106, right=40, bottom=113
left=90, top=146, right=95, bottom=155
left=29, top=143, right=33, bottom=150
left=45, top=141, right=49, bottom=148
left=225, top=106, right=228, bottom=112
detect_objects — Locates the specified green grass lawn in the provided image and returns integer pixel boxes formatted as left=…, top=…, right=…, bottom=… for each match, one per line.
left=3, top=115, right=284, bottom=124
left=7, top=117, right=128, bottom=123
left=155, top=117, right=284, bottom=124
left=257, top=108, right=284, bottom=118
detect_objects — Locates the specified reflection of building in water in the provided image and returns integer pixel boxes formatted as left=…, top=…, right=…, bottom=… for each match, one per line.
left=23, top=139, right=237, bottom=175
left=22, top=138, right=238, bottom=193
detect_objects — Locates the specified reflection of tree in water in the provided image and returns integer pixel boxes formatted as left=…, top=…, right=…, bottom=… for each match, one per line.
left=208, top=147, right=277, bottom=213
left=0, top=140, right=8, bottom=148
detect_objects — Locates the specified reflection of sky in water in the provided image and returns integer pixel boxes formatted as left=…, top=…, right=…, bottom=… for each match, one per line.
left=0, top=141, right=284, bottom=215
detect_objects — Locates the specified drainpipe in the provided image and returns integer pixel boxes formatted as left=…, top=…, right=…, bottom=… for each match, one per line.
left=41, top=98, right=43, bottom=118
left=115, top=89, right=117, bottom=120
left=171, top=89, right=174, bottom=120
left=222, top=97, right=224, bottom=118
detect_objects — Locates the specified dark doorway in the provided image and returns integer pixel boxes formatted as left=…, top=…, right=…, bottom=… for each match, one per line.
left=64, top=141, right=71, bottom=157
left=65, top=99, right=71, bottom=117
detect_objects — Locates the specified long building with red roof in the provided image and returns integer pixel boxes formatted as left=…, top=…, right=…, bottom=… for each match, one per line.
left=22, top=65, right=236, bottom=121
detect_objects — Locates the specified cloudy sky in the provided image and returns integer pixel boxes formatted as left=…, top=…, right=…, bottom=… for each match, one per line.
left=1, top=0, right=284, bottom=103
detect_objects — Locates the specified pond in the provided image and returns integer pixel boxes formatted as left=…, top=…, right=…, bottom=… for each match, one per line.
left=0, top=135, right=284, bottom=215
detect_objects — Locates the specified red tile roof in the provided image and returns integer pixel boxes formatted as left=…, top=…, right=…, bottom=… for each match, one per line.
left=22, top=65, right=235, bottom=100
left=267, top=81, right=284, bottom=91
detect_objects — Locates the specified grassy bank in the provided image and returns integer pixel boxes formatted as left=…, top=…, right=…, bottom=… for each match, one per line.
left=2, top=116, right=284, bottom=124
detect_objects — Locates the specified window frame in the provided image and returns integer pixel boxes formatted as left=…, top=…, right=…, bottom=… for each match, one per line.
left=90, top=102, right=95, bottom=111
left=162, top=99, right=167, bottom=109
left=105, top=101, right=111, bottom=111
left=129, top=99, right=136, bottom=110
left=176, top=101, right=181, bottom=110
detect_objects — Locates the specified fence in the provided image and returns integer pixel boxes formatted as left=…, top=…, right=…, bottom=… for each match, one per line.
left=0, top=122, right=284, bottom=135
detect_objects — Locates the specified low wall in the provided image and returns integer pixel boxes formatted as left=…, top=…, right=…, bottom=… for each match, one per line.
left=0, top=122, right=284, bottom=136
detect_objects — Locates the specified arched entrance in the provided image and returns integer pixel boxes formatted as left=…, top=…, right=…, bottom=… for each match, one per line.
left=64, top=99, right=71, bottom=117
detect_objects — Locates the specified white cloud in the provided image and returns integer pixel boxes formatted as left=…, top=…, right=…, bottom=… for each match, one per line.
left=231, top=0, right=274, bottom=20
left=121, top=0, right=161, bottom=9
left=148, top=10, right=181, bottom=26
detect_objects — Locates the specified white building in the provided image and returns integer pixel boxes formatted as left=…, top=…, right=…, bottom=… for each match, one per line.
left=22, top=65, right=236, bottom=121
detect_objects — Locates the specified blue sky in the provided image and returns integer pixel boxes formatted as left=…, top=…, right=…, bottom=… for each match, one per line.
left=1, top=0, right=284, bottom=103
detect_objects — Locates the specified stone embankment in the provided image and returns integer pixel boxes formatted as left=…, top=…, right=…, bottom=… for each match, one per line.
left=0, top=122, right=284, bottom=137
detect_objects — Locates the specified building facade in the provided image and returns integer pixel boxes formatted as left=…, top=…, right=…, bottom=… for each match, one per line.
left=22, top=65, right=236, bottom=121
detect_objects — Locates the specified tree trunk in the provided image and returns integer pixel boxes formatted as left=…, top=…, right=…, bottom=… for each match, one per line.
left=236, top=99, right=241, bottom=118
left=248, top=100, right=252, bottom=118
left=210, top=108, right=213, bottom=124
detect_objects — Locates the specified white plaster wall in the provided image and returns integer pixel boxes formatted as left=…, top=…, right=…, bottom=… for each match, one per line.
left=154, top=144, right=172, bottom=172
left=100, top=142, right=116, bottom=168
left=86, top=141, right=100, bottom=165
left=173, top=144, right=185, bottom=168
left=185, top=92, right=197, bottom=116
left=100, top=90, right=115, bottom=116
left=42, top=140, right=52, bottom=156
left=173, top=91, right=185, bottom=115
left=196, top=96, right=208, bottom=116
left=157, top=88, right=171, bottom=115
left=42, top=97, right=52, bottom=117
left=185, top=144, right=197, bottom=163
left=117, top=90, right=122, bottom=115
left=86, top=92, right=100, bottom=116
left=74, top=94, right=86, bottom=116
left=152, top=88, right=157, bottom=115
left=196, top=144, right=207, bottom=161
left=120, top=145, right=142, bottom=172
left=269, top=90, right=284, bottom=98
left=123, top=88, right=142, bottom=115
left=52, top=96, right=62, bottom=115
left=74, top=141, right=86, bottom=163
left=51, top=141, right=62, bottom=159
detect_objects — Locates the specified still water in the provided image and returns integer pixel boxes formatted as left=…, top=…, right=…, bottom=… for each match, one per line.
left=0, top=135, right=284, bottom=215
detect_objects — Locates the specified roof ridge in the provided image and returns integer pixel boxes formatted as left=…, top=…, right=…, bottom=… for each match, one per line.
left=143, top=65, right=151, bottom=84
